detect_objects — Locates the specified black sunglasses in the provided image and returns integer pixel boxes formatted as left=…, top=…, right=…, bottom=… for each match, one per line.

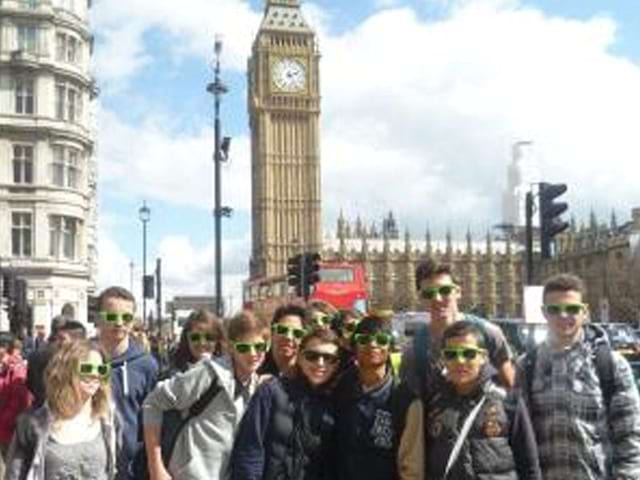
left=302, top=350, right=339, bottom=365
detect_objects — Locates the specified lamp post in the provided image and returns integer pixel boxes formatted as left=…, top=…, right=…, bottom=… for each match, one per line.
left=207, top=34, right=232, bottom=317
left=138, top=201, right=150, bottom=327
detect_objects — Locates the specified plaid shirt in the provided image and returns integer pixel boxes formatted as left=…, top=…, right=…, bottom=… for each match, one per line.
left=518, top=328, right=640, bottom=480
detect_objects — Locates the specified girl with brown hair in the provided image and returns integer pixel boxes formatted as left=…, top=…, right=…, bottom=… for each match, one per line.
left=5, top=340, right=120, bottom=480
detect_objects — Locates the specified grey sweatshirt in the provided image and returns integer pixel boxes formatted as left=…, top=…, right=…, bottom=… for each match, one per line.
left=142, top=356, right=258, bottom=480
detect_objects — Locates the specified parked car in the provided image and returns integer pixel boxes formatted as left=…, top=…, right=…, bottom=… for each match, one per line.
left=596, top=323, right=640, bottom=361
left=491, top=319, right=549, bottom=356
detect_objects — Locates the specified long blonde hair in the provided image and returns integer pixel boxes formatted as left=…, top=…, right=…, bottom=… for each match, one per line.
left=45, top=340, right=112, bottom=420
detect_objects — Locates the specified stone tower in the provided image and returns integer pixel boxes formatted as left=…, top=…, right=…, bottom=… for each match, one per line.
left=248, top=0, right=322, bottom=278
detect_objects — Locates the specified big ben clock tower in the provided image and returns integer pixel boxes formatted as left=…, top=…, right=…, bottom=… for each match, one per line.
left=248, top=0, right=322, bottom=278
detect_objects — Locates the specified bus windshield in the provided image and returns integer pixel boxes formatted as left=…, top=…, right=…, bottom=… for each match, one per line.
left=319, top=268, right=354, bottom=283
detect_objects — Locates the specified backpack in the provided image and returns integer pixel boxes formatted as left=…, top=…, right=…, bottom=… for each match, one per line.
left=413, top=315, right=495, bottom=398
left=523, top=337, right=616, bottom=408
left=132, top=375, right=222, bottom=479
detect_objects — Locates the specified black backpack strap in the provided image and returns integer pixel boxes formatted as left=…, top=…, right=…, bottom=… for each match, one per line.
left=188, top=375, right=222, bottom=418
left=390, top=380, right=416, bottom=449
left=413, top=324, right=430, bottom=398
left=593, top=343, right=616, bottom=410
left=523, top=345, right=538, bottom=404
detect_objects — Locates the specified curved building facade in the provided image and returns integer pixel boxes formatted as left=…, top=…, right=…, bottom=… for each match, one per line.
left=0, top=0, right=97, bottom=331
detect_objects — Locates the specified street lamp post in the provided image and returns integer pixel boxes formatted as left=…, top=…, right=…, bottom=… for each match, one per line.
left=139, top=201, right=151, bottom=327
left=207, top=34, right=232, bottom=317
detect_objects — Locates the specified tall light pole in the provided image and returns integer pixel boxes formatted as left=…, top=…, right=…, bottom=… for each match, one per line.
left=138, top=201, right=150, bottom=326
left=207, top=34, right=232, bottom=317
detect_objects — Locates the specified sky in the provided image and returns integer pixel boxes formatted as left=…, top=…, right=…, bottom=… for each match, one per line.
left=90, top=0, right=640, bottom=314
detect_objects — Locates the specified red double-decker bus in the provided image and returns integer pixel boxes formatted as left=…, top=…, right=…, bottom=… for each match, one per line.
left=242, top=261, right=368, bottom=318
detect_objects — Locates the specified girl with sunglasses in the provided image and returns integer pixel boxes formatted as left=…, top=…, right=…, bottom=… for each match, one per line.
left=5, top=340, right=120, bottom=480
left=231, top=328, right=340, bottom=480
left=169, top=309, right=225, bottom=375
left=142, top=311, right=268, bottom=480
left=424, top=321, right=541, bottom=480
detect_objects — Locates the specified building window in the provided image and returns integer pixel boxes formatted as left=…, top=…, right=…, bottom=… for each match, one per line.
left=56, top=33, right=81, bottom=64
left=17, top=25, right=38, bottom=53
left=51, top=145, right=82, bottom=189
left=55, top=81, right=82, bottom=123
left=12, top=213, right=33, bottom=257
left=15, top=78, right=35, bottom=115
left=13, top=145, right=34, bottom=184
left=49, top=216, right=79, bottom=260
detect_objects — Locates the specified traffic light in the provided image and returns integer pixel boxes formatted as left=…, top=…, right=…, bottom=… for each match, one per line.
left=539, top=182, right=569, bottom=259
left=1, top=271, right=16, bottom=305
left=287, top=254, right=303, bottom=297
left=303, top=252, right=321, bottom=299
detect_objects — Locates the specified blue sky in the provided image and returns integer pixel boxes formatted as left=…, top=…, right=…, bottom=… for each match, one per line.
left=90, top=0, right=640, bottom=311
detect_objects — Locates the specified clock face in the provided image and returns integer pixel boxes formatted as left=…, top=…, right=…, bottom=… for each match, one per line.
left=272, top=58, right=306, bottom=92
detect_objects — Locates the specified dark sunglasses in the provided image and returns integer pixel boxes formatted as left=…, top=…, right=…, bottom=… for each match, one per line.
left=78, top=362, right=111, bottom=379
left=543, top=303, right=586, bottom=316
left=272, top=324, right=306, bottom=340
left=354, top=332, right=392, bottom=347
left=420, top=284, right=457, bottom=301
left=442, top=347, right=486, bottom=363
left=188, top=332, right=217, bottom=344
left=100, top=311, right=135, bottom=324
left=343, top=322, right=360, bottom=333
left=302, top=350, right=339, bottom=365
left=233, top=341, right=269, bottom=354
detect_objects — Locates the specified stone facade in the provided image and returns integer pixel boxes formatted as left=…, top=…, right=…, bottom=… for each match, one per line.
left=325, top=209, right=640, bottom=322
left=0, top=0, right=97, bottom=332
left=248, top=0, right=322, bottom=279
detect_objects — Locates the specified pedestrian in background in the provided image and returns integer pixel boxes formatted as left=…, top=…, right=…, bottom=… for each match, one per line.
left=5, top=340, right=120, bottom=480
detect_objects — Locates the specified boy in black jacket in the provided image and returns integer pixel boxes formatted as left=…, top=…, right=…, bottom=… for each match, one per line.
left=424, top=321, right=541, bottom=480
left=333, top=316, right=423, bottom=480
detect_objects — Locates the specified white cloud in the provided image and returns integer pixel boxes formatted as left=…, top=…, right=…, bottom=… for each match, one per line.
left=94, top=0, right=640, bottom=292
left=91, top=0, right=261, bottom=90
left=97, top=106, right=252, bottom=212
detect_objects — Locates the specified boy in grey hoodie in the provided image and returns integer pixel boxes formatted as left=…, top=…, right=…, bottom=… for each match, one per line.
left=143, top=311, right=268, bottom=480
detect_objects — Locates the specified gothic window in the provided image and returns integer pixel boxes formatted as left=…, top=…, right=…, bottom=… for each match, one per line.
left=15, top=77, right=35, bottom=114
left=12, top=212, right=33, bottom=257
left=13, top=145, right=34, bottom=184
left=49, top=215, right=79, bottom=259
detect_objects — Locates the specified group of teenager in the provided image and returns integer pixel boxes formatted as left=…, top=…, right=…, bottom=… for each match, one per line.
left=1, top=257, right=639, bottom=480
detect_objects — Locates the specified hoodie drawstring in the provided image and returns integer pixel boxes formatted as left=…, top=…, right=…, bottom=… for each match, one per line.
left=122, top=360, right=129, bottom=396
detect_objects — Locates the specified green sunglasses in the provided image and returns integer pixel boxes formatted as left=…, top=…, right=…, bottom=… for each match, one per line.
left=188, top=332, right=217, bottom=344
left=420, top=284, right=457, bottom=301
left=311, top=313, right=332, bottom=326
left=233, top=341, right=269, bottom=354
left=442, top=346, right=486, bottom=362
left=354, top=332, right=392, bottom=347
left=543, top=303, right=587, bottom=316
left=100, top=311, right=135, bottom=324
left=78, top=362, right=111, bottom=379
left=272, top=324, right=306, bottom=340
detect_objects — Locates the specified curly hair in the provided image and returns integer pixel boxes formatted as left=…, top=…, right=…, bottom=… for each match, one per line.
left=45, top=340, right=112, bottom=420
